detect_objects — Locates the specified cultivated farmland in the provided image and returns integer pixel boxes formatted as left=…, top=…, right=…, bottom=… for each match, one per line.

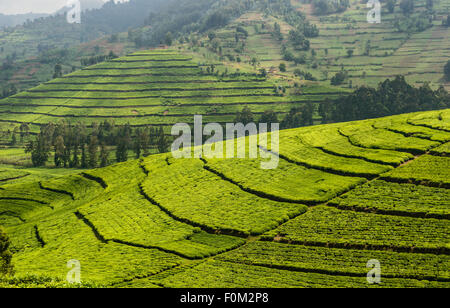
left=0, top=109, right=448, bottom=287
left=0, top=49, right=345, bottom=136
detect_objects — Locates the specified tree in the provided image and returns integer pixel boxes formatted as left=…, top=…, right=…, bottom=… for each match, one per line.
left=259, top=68, right=267, bottom=77
left=141, top=128, right=150, bottom=157
left=88, top=135, right=98, bottom=168
left=164, top=32, right=173, bottom=46
left=259, top=110, right=278, bottom=124
left=26, top=133, right=50, bottom=167
left=81, top=144, right=87, bottom=168
left=53, top=64, right=63, bottom=78
left=443, top=15, right=450, bottom=27
left=0, top=226, right=13, bottom=276
left=133, top=128, right=142, bottom=158
left=347, top=49, right=354, bottom=57
left=426, top=0, right=433, bottom=11
left=71, top=145, right=79, bottom=168
left=54, top=135, right=65, bottom=167
left=330, top=71, right=348, bottom=85
left=279, top=63, right=287, bottom=72
left=444, top=61, right=450, bottom=81
left=273, top=22, right=282, bottom=40
left=157, top=126, right=169, bottom=153
left=100, top=143, right=109, bottom=167
left=400, top=0, right=414, bottom=15
left=386, top=0, right=396, bottom=13
left=235, top=107, right=254, bottom=125
left=10, top=132, right=17, bottom=146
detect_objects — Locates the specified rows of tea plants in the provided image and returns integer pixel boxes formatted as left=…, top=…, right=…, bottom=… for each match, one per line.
left=276, top=132, right=392, bottom=177
left=82, top=159, right=145, bottom=188
left=141, top=159, right=307, bottom=236
left=381, top=155, right=450, bottom=188
left=40, top=175, right=104, bottom=202
left=407, top=110, right=450, bottom=132
left=154, top=260, right=448, bottom=288
left=77, top=182, right=244, bottom=259
left=329, top=180, right=450, bottom=219
left=216, top=241, right=449, bottom=281
left=431, top=142, right=450, bottom=156
left=0, top=49, right=339, bottom=131
left=262, top=206, right=450, bottom=253
left=296, top=125, right=413, bottom=165
left=11, top=211, right=185, bottom=285
left=373, top=117, right=450, bottom=143
left=339, top=122, right=440, bottom=154
left=0, top=181, right=68, bottom=210
left=36, top=81, right=274, bottom=92
left=204, top=156, right=366, bottom=204
left=0, top=169, right=29, bottom=182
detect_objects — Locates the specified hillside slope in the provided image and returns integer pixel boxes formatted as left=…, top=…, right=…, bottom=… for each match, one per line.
left=0, top=109, right=449, bottom=287
left=178, top=0, right=449, bottom=90
left=0, top=49, right=344, bottom=136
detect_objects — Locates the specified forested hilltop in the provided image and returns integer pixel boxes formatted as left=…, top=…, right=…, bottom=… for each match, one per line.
left=1, top=0, right=449, bottom=95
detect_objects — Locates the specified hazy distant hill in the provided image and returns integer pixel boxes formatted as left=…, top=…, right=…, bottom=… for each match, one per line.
left=0, top=13, right=49, bottom=29
left=53, top=0, right=106, bottom=15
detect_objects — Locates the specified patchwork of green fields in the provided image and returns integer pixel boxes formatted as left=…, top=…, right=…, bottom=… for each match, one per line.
left=0, top=110, right=448, bottom=287
left=0, top=49, right=346, bottom=134
left=291, top=0, right=450, bottom=90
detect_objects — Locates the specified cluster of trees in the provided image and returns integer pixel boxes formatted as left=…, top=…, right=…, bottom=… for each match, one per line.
left=443, top=15, right=450, bottom=27
left=330, top=70, right=349, bottom=86
left=319, top=76, right=450, bottom=123
left=25, top=121, right=170, bottom=168
left=80, top=51, right=118, bottom=66
left=136, top=0, right=314, bottom=48
left=394, top=12, right=433, bottom=33
left=445, top=60, right=450, bottom=81
left=1, top=53, right=16, bottom=70
left=312, top=0, right=350, bottom=15
left=288, top=29, right=311, bottom=51
left=281, top=45, right=307, bottom=65
left=6, top=123, right=30, bottom=146
left=294, top=69, right=317, bottom=81
left=0, top=84, right=17, bottom=99
left=234, top=105, right=314, bottom=130
left=0, top=227, right=13, bottom=277
left=280, top=103, right=315, bottom=128
left=137, top=0, right=254, bottom=47
left=399, top=0, right=414, bottom=15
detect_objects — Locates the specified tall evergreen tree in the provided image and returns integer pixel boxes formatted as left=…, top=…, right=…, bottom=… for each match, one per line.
left=157, top=126, right=169, bottom=153
left=0, top=226, right=14, bottom=276
left=88, top=136, right=99, bottom=168
left=100, top=143, right=109, bottom=167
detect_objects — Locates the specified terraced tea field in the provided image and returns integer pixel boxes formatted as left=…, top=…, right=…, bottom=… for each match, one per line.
left=0, top=49, right=346, bottom=136
left=292, top=0, right=450, bottom=90
left=0, top=109, right=448, bottom=287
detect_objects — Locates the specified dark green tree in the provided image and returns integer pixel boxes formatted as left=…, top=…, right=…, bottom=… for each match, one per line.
left=400, top=0, right=414, bottom=15
left=100, top=143, right=109, bottom=168
left=386, top=0, right=396, bottom=13
left=444, top=60, right=450, bottom=81
left=54, top=135, right=65, bottom=167
left=157, top=126, right=169, bottom=153
left=53, top=64, right=63, bottom=78
left=81, top=144, right=88, bottom=168
left=88, top=135, right=98, bottom=168
left=0, top=226, right=14, bottom=276
left=259, top=110, right=279, bottom=124
left=235, top=106, right=254, bottom=125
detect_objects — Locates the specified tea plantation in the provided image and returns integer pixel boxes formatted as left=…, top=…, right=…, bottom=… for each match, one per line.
left=0, top=49, right=344, bottom=136
left=0, top=109, right=448, bottom=287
